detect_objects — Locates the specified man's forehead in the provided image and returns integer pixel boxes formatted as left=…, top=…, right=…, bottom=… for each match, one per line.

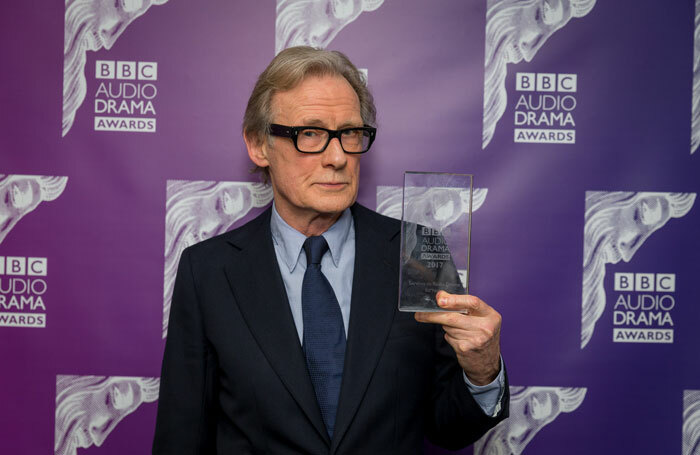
left=271, top=75, right=362, bottom=124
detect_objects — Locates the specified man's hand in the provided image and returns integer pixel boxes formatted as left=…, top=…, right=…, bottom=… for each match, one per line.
left=414, top=291, right=501, bottom=385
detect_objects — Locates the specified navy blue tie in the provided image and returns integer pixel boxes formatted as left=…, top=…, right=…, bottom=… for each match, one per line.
left=301, top=235, right=346, bottom=437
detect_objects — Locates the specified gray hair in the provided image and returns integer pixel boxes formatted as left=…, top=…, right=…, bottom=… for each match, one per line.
left=242, top=46, right=376, bottom=181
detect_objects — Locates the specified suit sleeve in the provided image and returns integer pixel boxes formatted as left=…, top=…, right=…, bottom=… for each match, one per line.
left=425, top=322, right=510, bottom=449
left=421, top=231, right=510, bottom=448
left=153, top=248, right=218, bottom=454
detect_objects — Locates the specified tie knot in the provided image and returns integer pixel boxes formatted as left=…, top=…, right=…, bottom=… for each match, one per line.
left=303, top=236, right=329, bottom=266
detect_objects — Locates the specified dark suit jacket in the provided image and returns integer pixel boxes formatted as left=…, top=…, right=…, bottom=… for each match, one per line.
left=153, top=203, right=508, bottom=454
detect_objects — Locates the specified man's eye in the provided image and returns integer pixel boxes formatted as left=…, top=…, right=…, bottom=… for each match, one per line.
left=302, top=130, right=319, bottom=137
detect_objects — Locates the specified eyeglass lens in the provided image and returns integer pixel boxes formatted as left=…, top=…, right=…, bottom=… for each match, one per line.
left=297, top=128, right=371, bottom=153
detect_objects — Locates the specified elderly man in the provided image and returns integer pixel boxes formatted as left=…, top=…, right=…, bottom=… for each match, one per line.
left=153, top=46, right=508, bottom=454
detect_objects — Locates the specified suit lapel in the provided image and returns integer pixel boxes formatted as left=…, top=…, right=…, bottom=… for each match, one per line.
left=223, top=210, right=330, bottom=446
left=332, top=205, right=399, bottom=450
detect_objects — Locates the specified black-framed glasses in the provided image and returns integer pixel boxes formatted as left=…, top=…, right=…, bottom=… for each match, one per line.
left=269, top=123, right=377, bottom=154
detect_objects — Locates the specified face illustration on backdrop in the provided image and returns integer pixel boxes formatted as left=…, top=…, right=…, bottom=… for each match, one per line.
left=581, top=191, right=696, bottom=348
left=505, top=0, right=573, bottom=63
left=0, top=179, right=40, bottom=232
left=54, top=375, right=160, bottom=455
left=63, top=0, right=168, bottom=137
left=684, top=390, right=700, bottom=455
left=162, top=181, right=273, bottom=338
left=275, top=0, right=384, bottom=53
left=376, top=186, right=488, bottom=222
left=80, top=380, right=140, bottom=446
left=607, top=195, right=670, bottom=262
left=473, top=386, right=587, bottom=455
left=377, top=186, right=487, bottom=289
left=482, top=0, right=596, bottom=148
left=406, top=188, right=470, bottom=233
left=85, top=0, right=154, bottom=50
left=0, top=175, right=68, bottom=245
left=183, top=187, right=246, bottom=245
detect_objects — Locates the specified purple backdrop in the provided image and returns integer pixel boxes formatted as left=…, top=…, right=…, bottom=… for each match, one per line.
left=1, top=1, right=699, bottom=454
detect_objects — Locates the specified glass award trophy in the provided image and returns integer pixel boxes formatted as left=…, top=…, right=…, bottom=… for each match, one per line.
left=398, top=172, right=473, bottom=312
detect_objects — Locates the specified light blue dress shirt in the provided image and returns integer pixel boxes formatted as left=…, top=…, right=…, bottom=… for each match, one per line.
left=269, top=203, right=504, bottom=417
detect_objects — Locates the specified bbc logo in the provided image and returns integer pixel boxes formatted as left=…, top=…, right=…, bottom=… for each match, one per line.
left=614, top=273, right=675, bottom=292
left=0, top=257, right=47, bottom=276
left=515, top=73, right=577, bottom=92
left=421, top=227, right=440, bottom=236
left=96, top=60, right=157, bottom=81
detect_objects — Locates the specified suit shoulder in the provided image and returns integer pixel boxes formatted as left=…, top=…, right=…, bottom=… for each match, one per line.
left=351, top=203, right=400, bottom=239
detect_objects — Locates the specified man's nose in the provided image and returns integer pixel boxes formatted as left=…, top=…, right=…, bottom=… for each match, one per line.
left=321, top=137, right=347, bottom=168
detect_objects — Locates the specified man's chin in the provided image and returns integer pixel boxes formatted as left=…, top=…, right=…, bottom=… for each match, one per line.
left=310, top=193, right=356, bottom=215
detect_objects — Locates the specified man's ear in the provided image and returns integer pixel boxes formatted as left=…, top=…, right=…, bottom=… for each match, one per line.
left=244, top=132, right=270, bottom=168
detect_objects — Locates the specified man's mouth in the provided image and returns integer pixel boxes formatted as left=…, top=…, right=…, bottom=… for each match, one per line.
left=316, top=182, right=348, bottom=189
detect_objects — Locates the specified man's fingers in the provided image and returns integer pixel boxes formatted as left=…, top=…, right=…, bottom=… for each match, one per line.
left=442, top=324, right=482, bottom=339
left=435, top=291, right=485, bottom=314
left=414, top=310, right=468, bottom=328
left=414, top=311, right=481, bottom=331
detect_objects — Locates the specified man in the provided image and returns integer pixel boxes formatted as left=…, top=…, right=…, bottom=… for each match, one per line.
left=154, top=46, right=508, bottom=454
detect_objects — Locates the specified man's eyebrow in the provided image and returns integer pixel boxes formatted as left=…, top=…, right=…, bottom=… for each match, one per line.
left=299, top=119, right=364, bottom=129
left=337, top=121, right=364, bottom=129
left=300, top=118, right=326, bottom=127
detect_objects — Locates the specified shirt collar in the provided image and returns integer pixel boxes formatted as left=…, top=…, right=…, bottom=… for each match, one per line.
left=270, top=203, right=352, bottom=273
